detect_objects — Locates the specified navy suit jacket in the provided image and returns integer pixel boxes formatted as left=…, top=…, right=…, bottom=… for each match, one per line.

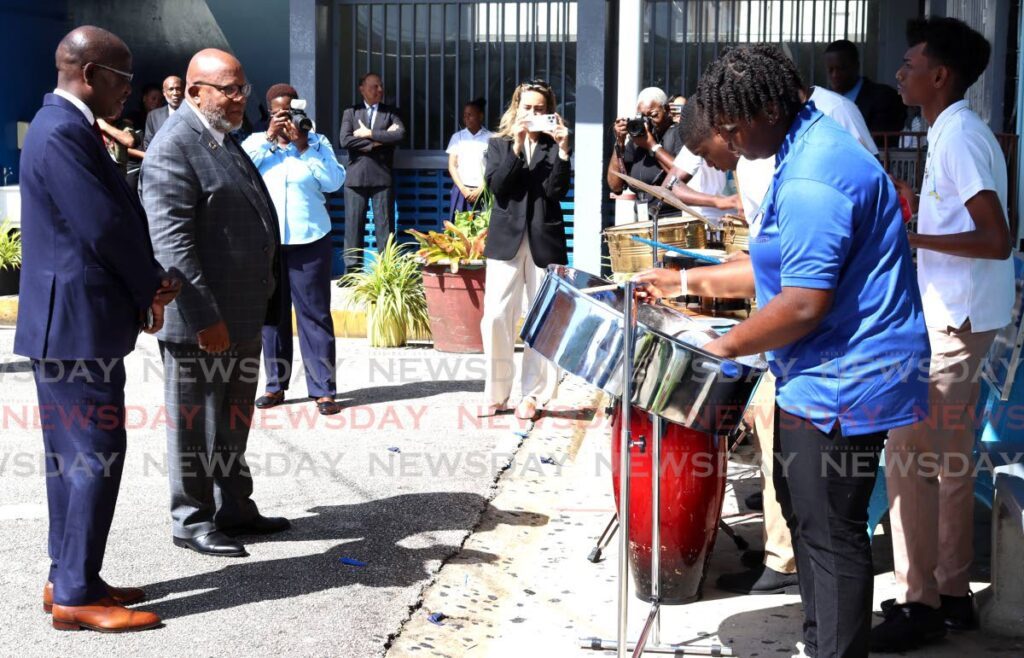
left=14, top=93, right=162, bottom=360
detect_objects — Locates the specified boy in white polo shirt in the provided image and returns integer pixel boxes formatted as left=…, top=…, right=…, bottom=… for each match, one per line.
left=872, top=16, right=1015, bottom=653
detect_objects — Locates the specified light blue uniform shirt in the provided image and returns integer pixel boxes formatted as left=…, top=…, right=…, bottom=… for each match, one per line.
left=749, top=102, right=930, bottom=436
left=241, top=131, right=346, bottom=245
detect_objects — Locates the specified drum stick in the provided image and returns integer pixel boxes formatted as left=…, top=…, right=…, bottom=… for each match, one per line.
left=628, top=236, right=725, bottom=264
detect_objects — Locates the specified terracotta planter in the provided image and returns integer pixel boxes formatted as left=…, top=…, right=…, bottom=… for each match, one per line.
left=421, top=263, right=485, bottom=353
left=0, top=266, right=19, bottom=296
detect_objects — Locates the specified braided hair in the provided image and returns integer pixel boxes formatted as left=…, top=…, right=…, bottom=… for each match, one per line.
left=695, top=45, right=804, bottom=129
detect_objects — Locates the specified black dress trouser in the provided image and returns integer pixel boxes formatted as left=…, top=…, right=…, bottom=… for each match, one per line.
left=773, top=405, right=885, bottom=658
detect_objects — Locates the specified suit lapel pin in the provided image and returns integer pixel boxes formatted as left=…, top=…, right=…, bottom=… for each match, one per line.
left=208, top=140, right=218, bottom=150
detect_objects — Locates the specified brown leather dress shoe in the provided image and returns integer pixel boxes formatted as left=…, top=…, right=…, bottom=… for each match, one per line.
left=43, top=581, right=146, bottom=614
left=51, top=597, right=161, bottom=633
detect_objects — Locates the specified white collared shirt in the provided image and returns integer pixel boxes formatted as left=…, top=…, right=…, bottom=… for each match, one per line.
left=53, top=88, right=95, bottom=125
left=672, top=146, right=728, bottom=222
left=917, top=100, right=1014, bottom=332
left=808, top=86, right=878, bottom=156
left=186, top=99, right=225, bottom=145
left=446, top=127, right=492, bottom=187
left=364, top=102, right=378, bottom=129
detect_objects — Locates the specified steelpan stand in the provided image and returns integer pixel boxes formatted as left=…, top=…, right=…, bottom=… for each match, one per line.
left=580, top=282, right=732, bottom=657
left=585, top=221, right=746, bottom=566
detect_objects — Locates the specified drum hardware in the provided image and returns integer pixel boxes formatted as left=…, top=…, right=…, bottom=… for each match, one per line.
left=521, top=267, right=762, bottom=657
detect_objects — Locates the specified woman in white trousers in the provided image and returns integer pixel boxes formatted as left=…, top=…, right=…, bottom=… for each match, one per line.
left=481, top=79, right=572, bottom=419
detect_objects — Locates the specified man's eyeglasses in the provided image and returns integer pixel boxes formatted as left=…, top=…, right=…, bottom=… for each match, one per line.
left=193, top=81, right=252, bottom=101
left=88, top=62, right=134, bottom=83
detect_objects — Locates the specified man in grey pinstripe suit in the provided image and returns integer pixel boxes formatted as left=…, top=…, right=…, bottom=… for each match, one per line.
left=141, top=49, right=290, bottom=557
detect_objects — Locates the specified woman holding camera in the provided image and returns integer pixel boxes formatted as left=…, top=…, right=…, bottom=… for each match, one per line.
left=242, top=83, right=346, bottom=416
left=481, top=79, right=571, bottom=420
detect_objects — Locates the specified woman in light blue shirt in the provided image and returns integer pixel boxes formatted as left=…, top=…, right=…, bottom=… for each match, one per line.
left=242, top=83, right=345, bottom=416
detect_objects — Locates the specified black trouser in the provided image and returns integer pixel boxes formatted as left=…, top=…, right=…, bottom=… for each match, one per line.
left=343, top=184, right=394, bottom=267
left=773, top=406, right=885, bottom=658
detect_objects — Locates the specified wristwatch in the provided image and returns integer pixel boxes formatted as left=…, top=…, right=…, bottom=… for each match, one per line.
left=650, top=143, right=663, bottom=155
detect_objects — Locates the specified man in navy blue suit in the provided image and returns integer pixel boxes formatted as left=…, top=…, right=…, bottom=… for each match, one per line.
left=15, top=25, right=178, bottom=633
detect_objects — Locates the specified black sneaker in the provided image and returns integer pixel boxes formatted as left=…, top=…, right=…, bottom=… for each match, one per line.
left=870, top=602, right=947, bottom=652
left=940, top=592, right=978, bottom=631
left=715, top=565, right=799, bottom=595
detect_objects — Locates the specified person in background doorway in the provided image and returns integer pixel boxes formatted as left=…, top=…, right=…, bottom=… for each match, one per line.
left=339, top=72, right=405, bottom=271
left=446, top=97, right=492, bottom=219
left=143, top=75, right=183, bottom=148
left=824, top=38, right=907, bottom=146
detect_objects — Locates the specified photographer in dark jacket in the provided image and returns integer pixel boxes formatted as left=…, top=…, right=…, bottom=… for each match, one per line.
left=338, top=72, right=405, bottom=270
left=606, top=87, right=682, bottom=200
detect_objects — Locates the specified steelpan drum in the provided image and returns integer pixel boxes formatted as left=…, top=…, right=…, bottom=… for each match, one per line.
left=520, top=266, right=765, bottom=433
left=611, top=408, right=726, bottom=604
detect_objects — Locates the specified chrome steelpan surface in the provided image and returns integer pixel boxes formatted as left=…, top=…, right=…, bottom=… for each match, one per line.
left=520, top=265, right=765, bottom=433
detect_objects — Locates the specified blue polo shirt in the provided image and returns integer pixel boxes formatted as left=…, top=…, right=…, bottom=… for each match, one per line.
left=749, top=103, right=930, bottom=436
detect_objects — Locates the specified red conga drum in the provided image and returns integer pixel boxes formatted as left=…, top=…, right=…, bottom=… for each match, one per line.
left=610, top=405, right=727, bottom=604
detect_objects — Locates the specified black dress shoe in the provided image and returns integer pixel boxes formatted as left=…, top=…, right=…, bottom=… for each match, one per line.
left=222, top=515, right=291, bottom=537
left=741, top=549, right=766, bottom=569
left=317, top=399, right=342, bottom=416
left=940, top=592, right=978, bottom=630
left=173, top=531, right=248, bottom=557
left=716, top=565, right=799, bottom=595
left=870, top=602, right=946, bottom=652
left=255, top=391, right=285, bottom=409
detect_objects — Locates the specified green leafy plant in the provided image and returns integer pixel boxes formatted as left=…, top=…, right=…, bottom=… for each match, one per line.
left=337, top=234, right=430, bottom=348
left=407, top=185, right=493, bottom=273
left=0, top=220, right=21, bottom=272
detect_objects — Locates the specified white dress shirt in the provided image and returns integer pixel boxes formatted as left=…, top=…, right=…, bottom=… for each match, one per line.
left=53, top=88, right=95, bottom=125
left=916, top=100, right=1014, bottom=332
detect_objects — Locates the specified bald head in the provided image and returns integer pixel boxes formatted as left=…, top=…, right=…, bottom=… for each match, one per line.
left=186, top=49, right=249, bottom=133
left=57, top=25, right=129, bottom=73
left=55, top=25, right=132, bottom=119
left=186, top=49, right=243, bottom=86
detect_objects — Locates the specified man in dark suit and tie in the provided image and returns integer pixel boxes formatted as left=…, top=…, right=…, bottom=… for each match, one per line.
left=339, top=72, right=406, bottom=270
left=142, top=75, right=183, bottom=149
left=141, top=48, right=289, bottom=558
left=824, top=39, right=907, bottom=143
left=16, top=25, right=174, bottom=633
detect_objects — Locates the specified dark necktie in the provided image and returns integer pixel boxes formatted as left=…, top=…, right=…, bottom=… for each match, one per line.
left=92, top=121, right=106, bottom=144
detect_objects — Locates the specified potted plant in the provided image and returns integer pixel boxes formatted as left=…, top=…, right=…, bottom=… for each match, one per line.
left=0, top=219, right=21, bottom=296
left=407, top=189, right=491, bottom=353
left=337, top=234, right=430, bottom=348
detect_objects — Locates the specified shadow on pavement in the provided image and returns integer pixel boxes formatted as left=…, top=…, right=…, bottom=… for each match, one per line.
left=142, top=492, right=547, bottom=620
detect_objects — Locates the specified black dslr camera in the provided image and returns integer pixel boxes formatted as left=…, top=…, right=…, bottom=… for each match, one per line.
left=625, top=114, right=655, bottom=140
left=289, top=99, right=314, bottom=132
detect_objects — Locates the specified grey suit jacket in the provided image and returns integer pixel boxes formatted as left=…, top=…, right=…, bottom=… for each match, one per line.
left=143, top=105, right=171, bottom=149
left=140, top=103, right=281, bottom=345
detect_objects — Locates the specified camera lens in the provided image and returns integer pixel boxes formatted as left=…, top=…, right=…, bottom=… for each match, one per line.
left=625, top=117, right=646, bottom=139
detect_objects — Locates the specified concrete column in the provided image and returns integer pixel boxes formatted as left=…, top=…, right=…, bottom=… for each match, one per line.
left=290, top=0, right=317, bottom=117
left=571, top=0, right=611, bottom=274
left=616, top=0, right=643, bottom=121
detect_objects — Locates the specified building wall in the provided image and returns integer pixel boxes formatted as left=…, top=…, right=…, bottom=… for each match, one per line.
left=0, top=1, right=70, bottom=184
left=70, top=0, right=290, bottom=127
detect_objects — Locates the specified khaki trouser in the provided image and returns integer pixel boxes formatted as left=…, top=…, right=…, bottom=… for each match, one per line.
left=744, top=370, right=797, bottom=574
left=886, top=321, right=996, bottom=609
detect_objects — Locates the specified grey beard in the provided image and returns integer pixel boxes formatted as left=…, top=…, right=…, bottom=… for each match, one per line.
left=200, top=104, right=241, bottom=133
